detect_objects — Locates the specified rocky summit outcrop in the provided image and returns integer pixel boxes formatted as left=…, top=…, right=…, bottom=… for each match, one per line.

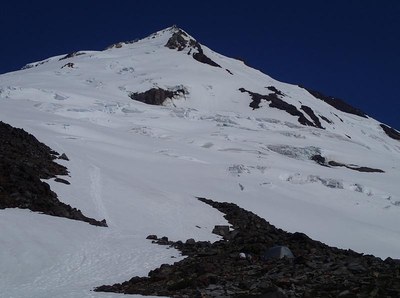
left=0, top=121, right=107, bottom=227
left=165, top=27, right=221, bottom=68
left=95, top=197, right=400, bottom=297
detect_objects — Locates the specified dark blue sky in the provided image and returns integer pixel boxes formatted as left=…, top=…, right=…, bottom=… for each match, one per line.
left=1, top=1, right=399, bottom=129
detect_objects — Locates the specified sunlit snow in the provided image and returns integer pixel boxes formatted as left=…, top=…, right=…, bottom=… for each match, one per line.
left=1, top=26, right=399, bottom=297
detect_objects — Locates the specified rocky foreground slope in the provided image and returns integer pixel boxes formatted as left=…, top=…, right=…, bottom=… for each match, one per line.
left=96, top=198, right=400, bottom=297
left=0, top=121, right=106, bottom=226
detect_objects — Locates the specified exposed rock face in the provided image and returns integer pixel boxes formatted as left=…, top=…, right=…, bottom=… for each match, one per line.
left=311, top=154, right=385, bottom=173
left=95, top=197, right=400, bottom=297
left=302, top=86, right=368, bottom=118
left=193, top=49, right=221, bottom=68
left=266, top=86, right=285, bottom=96
left=104, top=39, right=138, bottom=50
left=380, top=124, right=400, bottom=141
left=129, top=88, right=186, bottom=105
left=328, top=161, right=385, bottom=173
left=319, top=114, right=333, bottom=124
left=165, top=29, right=189, bottom=51
left=59, top=153, right=69, bottom=161
left=61, top=62, right=74, bottom=69
left=59, top=51, right=85, bottom=61
left=165, top=28, right=221, bottom=68
left=212, top=225, right=230, bottom=237
left=300, top=105, right=324, bottom=129
left=239, top=88, right=322, bottom=128
left=0, top=121, right=107, bottom=227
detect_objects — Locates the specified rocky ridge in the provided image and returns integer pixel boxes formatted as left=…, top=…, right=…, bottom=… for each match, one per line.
left=380, top=124, right=400, bottom=141
left=239, top=87, right=321, bottom=128
left=301, top=87, right=368, bottom=118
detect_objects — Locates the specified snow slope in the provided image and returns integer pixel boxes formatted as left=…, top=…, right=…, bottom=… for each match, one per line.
left=1, top=26, right=399, bottom=297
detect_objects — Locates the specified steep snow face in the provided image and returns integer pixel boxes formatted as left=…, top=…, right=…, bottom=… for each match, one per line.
left=1, top=26, right=400, bottom=297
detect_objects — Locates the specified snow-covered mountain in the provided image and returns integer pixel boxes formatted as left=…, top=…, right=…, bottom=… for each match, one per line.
left=1, top=26, right=400, bottom=297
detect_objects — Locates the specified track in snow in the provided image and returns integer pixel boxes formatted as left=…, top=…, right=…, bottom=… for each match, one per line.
left=90, top=165, right=111, bottom=227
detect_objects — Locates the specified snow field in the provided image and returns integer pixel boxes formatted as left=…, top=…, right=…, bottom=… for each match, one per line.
left=0, top=26, right=399, bottom=297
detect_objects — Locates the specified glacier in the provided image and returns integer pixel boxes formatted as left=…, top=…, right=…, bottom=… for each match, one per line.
left=0, top=26, right=399, bottom=297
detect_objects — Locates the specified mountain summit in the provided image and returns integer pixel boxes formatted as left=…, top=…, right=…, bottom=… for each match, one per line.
left=0, top=26, right=399, bottom=297
left=16, top=25, right=400, bottom=139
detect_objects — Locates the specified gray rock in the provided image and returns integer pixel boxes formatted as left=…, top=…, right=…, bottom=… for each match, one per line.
left=212, top=225, right=230, bottom=237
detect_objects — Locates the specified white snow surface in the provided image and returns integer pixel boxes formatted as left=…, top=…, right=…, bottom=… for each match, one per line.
left=1, top=26, right=400, bottom=297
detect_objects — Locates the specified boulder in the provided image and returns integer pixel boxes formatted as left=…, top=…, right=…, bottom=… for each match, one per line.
left=212, top=225, right=230, bottom=237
